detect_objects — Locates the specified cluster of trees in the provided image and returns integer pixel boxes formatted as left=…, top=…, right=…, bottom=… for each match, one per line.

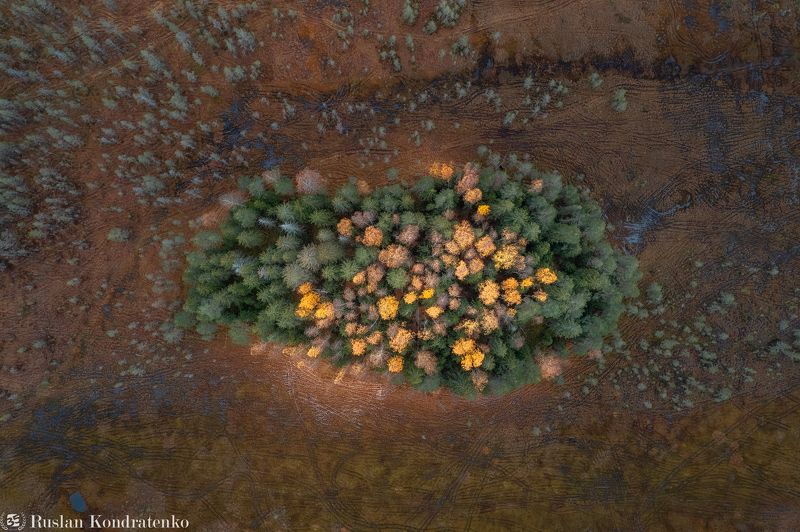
left=179, top=160, right=640, bottom=395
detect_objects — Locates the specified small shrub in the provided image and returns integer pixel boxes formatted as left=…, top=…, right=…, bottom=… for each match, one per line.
left=401, top=0, right=419, bottom=25
left=106, top=227, right=131, bottom=242
left=611, top=88, right=628, bottom=112
left=588, top=72, right=603, bottom=89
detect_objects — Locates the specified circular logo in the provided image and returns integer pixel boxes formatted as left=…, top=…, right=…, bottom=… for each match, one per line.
left=0, top=513, right=25, bottom=531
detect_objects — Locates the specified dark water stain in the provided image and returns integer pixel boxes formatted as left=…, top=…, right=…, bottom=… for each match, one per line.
left=705, top=106, right=729, bottom=175
left=21, top=393, right=103, bottom=502
left=624, top=196, right=693, bottom=248
left=789, top=157, right=800, bottom=205
left=654, top=56, right=682, bottom=81
left=749, top=91, right=770, bottom=116
left=708, top=1, right=732, bottom=34
left=769, top=243, right=800, bottom=266
left=29, top=389, right=102, bottom=449
left=188, top=98, right=286, bottom=181
left=260, top=143, right=281, bottom=170
left=29, top=403, right=78, bottom=459
left=590, top=47, right=646, bottom=78
left=657, top=76, right=731, bottom=182
left=222, top=99, right=283, bottom=167
left=222, top=99, right=253, bottom=150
